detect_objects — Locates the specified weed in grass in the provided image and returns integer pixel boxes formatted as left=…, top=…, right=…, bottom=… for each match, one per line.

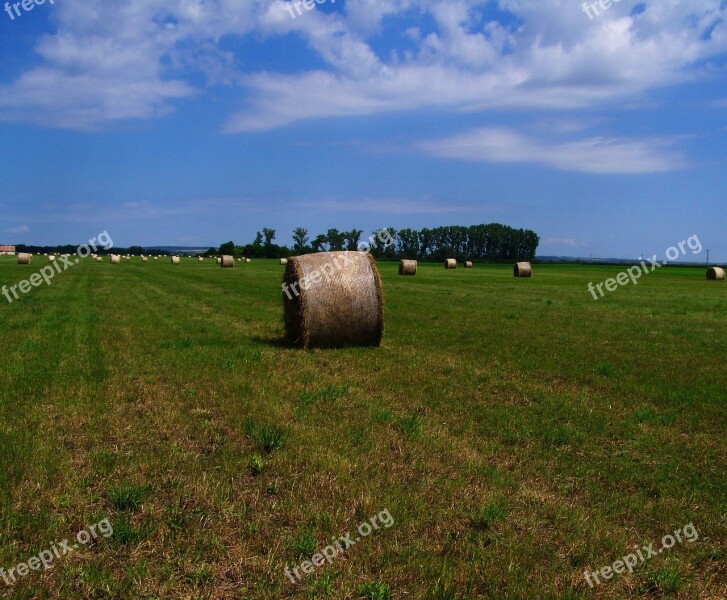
left=292, top=530, right=317, bottom=559
left=308, top=512, right=333, bottom=529
left=470, top=502, right=506, bottom=531
left=595, top=362, right=613, bottom=376
left=358, top=581, right=392, bottom=599
left=308, top=570, right=338, bottom=597
left=640, top=566, right=683, bottom=594
left=255, top=425, right=285, bottom=453
left=372, top=407, right=393, bottom=424
left=250, top=454, right=265, bottom=475
left=396, top=415, right=423, bottom=437
left=541, top=424, right=575, bottom=447
left=185, top=564, right=214, bottom=587
left=111, top=515, right=151, bottom=546
left=108, top=484, right=149, bottom=511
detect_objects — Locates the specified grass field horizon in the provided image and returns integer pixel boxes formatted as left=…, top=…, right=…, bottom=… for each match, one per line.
left=0, top=256, right=724, bottom=599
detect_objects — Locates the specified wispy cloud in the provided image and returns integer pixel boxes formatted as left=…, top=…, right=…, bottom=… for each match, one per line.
left=296, top=196, right=483, bottom=215
left=417, top=127, right=686, bottom=174
left=5, top=225, right=30, bottom=234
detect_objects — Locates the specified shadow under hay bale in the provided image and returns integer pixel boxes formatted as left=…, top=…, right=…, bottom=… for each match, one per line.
left=444, top=259, right=457, bottom=269
left=399, top=259, right=417, bottom=276
left=514, top=262, right=532, bottom=278
left=221, top=255, right=234, bottom=268
left=283, top=251, right=384, bottom=349
left=707, top=267, right=725, bottom=281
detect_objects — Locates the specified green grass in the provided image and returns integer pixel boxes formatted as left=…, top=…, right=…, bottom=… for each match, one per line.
left=0, top=256, right=724, bottom=598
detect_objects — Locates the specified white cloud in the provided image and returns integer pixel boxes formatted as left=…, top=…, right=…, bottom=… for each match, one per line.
left=417, top=127, right=686, bottom=174
left=6, top=225, right=30, bottom=233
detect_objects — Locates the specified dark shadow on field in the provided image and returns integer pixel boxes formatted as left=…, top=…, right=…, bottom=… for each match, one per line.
left=250, top=335, right=288, bottom=348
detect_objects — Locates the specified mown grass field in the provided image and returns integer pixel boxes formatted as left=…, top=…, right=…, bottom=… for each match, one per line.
left=0, top=255, right=724, bottom=599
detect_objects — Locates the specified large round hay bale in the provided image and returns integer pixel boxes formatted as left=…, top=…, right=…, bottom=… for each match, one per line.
left=283, top=251, right=384, bottom=349
left=514, top=262, right=532, bottom=278
left=17, top=253, right=31, bottom=265
left=399, top=259, right=417, bottom=276
left=221, top=255, right=234, bottom=268
left=464, top=261, right=473, bottom=269
left=707, top=267, right=725, bottom=281
left=444, top=259, right=457, bottom=269
left=171, top=256, right=180, bottom=265
left=110, top=255, right=120, bottom=264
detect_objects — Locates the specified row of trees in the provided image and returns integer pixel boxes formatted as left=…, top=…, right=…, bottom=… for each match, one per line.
left=211, top=223, right=539, bottom=262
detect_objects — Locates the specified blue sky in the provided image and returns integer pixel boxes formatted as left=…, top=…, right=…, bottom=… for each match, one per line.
left=0, top=0, right=726, bottom=260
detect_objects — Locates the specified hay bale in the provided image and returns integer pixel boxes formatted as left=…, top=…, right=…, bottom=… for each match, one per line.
left=514, top=262, right=532, bottom=278
left=17, top=253, right=31, bottom=265
left=399, top=259, right=417, bottom=276
left=198, top=257, right=204, bottom=262
left=141, top=256, right=148, bottom=263
left=464, top=261, right=473, bottom=269
left=246, top=258, right=251, bottom=263
left=96, top=257, right=103, bottom=262
left=221, top=255, right=234, bottom=268
left=216, top=257, right=221, bottom=265
left=283, top=251, right=384, bottom=349
left=707, top=267, right=725, bottom=281
left=154, top=257, right=158, bottom=261
left=48, top=255, right=56, bottom=263
left=110, top=255, right=120, bottom=264
left=280, top=258, right=289, bottom=266
left=171, top=256, right=180, bottom=265
left=444, top=259, right=457, bottom=269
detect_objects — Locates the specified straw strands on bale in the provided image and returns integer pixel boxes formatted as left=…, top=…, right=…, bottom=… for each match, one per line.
left=110, top=255, right=120, bottom=264
left=283, top=251, right=384, bottom=349
left=707, top=267, right=725, bottom=281
left=464, top=261, right=473, bottom=269
left=171, top=256, right=181, bottom=265
left=280, top=258, right=289, bottom=266
left=444, top=259, right=457, bottom=269
left=220, top=255, right=234, bottom=268
left=399, top=259, right=417, bottom=276
left=17, top=253, right=31, bottom=265
left=514, top=262, right=532, bottom=278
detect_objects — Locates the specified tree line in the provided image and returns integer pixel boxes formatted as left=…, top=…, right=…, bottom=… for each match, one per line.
left=211, top=223, right=539, bottom=262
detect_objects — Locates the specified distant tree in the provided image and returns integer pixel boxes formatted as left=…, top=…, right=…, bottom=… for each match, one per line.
left=326, top=228, right=346, bottom=250
left=262, top=228, right=276, bottom=247
left=345, top=229, right=363, bottom=251
left=312, top=234, right=328, bottom=252
left=292, top=227, right=309, bottom=251
left=219, top=241, right=235, bottom=255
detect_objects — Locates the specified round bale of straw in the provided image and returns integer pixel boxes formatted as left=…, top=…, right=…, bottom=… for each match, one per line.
left=707, top=266, right=725, bottom=281
left=280, top=258, right=289, bottom=266
left=171, top=256, right=180, bottom=265
left=514, top=262, right=532, bottom=278
left=246, top=258, right=251, bottom=263
left=96, top=256, right=103, bottom=262
left=216, top=257, right=221, bottom=265
left=110, top=255, right=120, bottom=264
left=48, top=255, right=56, bottom=263
left=283, top=251, right=384, bottom=349
left=464, top=261, right=473, bottom=269
left=141, top=256, right=148, bottom=263
left=17, top=253, right=31, bottom=265
left=198, top=257, right=204, bottom=262
left=221, top=255, right=234, bottom=268
left=444, top=259, right=457, bottom=269
left=399, top=259, right=417, bottom=276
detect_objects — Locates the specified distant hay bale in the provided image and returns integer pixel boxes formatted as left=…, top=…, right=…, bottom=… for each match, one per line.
left=141, top=256, right=148, bottom=263
left=48, top=255, right=56, bottom=263
left=96, top=257, right=103, bottom=262
left=707, top=267, right=725, bottom=281
left=153, top=257, right=158, bottom=261
left=110, top=255, right=120, bottom=264
left=444, top=259, right=457, bottom=269
left=198, top=257, right=204, bottom=262
left=283, top=251, right=384, bottom=349
left=216, top=257, right=221, bottom=265
left=280, top=258, right=288, bottom=266
left=17, top=253, right=31, bottom=265
left=171, top=256, right=180, bottom=265
left=221, top=255, right=234, bottom=268
left=464, top=261, right=473, bottom=269
left=246, top=258, right=251, bottom=263
left=399, top=259, right=417, bottom=276
left=514, top=262, right=532, bottom=278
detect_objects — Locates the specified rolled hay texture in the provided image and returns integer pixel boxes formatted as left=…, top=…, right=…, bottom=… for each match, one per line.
left=399, top=259, right=417, bottom=276
left=514, top=262, right=532, bottom=278
left=17, top=253, right=31, bottom=265
left=171, top=256, right=180, bottom=265
left=444, top=259, right=457, bottom=269
left=464, top=261, right=473, bottom=269
left=221, top=255, right=234, bottom=268
left=283, top=251, right=384, bottom=349
left=110, top=255, right=120, bottom=264
left=707, top=267, right=725, bottom=281
left=280, top=258, right=289, bottom=266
